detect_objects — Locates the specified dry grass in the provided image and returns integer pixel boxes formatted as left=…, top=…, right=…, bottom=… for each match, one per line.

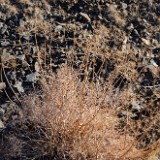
left=0, top=1, right=159, bottom=160
left=0, top=0, right=18, bottom=16
left=107, top=4, right=126, bottom=27
left=0, top=65, right=159, bottom=160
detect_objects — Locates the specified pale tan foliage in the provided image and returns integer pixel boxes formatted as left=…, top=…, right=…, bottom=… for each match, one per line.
left=0, top=0, right=18, bottom=14
left=10, top=66, right=157, bottom=160
left=108, top=4, right=126, bottom=27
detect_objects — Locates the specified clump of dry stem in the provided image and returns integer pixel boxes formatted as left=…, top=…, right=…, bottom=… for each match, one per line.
left=0, top=66, right=159, bottom=160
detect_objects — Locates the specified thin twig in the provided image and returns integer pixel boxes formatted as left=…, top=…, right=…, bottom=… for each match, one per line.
left=2, top=63, right=21, bottom=104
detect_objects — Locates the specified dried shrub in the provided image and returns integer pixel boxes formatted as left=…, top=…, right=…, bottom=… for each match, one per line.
left=1, top=66, right=159, bottom=160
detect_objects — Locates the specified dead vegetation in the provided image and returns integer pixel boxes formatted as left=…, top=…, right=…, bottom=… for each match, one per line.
left=107, top=4, right=126, bottom=27
left=0, top=66, right=159, bottom=160
left=0, top=0, right=159, bottom=160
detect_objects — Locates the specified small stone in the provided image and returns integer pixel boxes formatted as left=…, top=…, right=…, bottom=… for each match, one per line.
left=146, top=65, right=154, bottom=70
left=141, top=38, right=150, bottom=46
left=151, top=39, right=158, bottom=46
left=1, top=24, right=7, bottom=34
left=0, top=108, right=5, bottom=118
left=132, top=29, right=139, bottom=38
left=132, top=102, right=142, bottom=111
left=55, top=25, right=63, bottom=32
left=19, top=18, right=24, bottom=25
left=7, top=71, right=15, bottom=81
left=35, top=62, right=40, bottom=72
left=0, top=120, right=4, bottom=129
left=0, top=82, right=6, bottom=90
left=14, top=81, right=24, bottom=92
left=16, top=54, right=25, bottom=61
left=10, top=34, right=17, bottom=40
left=22, top=60, right=30, bottom=67
left=1, top=41, right=10, bottom=47
left=0, top=22, right=4, bottom=29
left=150, top=59, right=158, bottom=67
left=121, top=2, right=128, bottom=9
left=127, top=23, right=134, bottom=31
left=26, top=72, right=40, bottom=83
left=79, top=12, right=91, bottom=22
left=23, top=35, right=31, bottom=41
left=28, top=57, right=33, bottom=63
left=32, top=46, right=37, bottom=54
left=1, top=103, right=9, bottom=110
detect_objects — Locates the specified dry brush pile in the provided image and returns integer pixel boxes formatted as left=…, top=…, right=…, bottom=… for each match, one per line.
left=0, top=0, right=159, bottom=159
left=0, top=66, right=159, bottom=160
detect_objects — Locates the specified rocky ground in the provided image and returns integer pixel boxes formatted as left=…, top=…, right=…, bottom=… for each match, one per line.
left=0, top=0, right=159, bottom=159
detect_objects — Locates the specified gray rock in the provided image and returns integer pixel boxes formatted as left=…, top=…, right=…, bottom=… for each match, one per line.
left=1, top=103, right=9, bottom=110
left=127, top=23, right=134, bottom=31
left=16, top=54, right=25, bottom=61
left=150, top=59, right=158, bottom=67
left=28, top=57, right=33, bottom=63
left=19, top=18, right=24, bottom=25
left=1, top=24, right=7, bottom=34
left=14, top=81, right=24, bottom=92
left=55, top=25, right=63, bottom=32
left=133, top=29, right=139, bottom=36
left=26, top=72, right=40, bottom=83
left=7, top=71, right=15, bottom=81
left=22, top=60, right=30, bottom=67
left=0, top=120, right=4, bottom=130
left=32, top=46, right=37, bottom=54
left=141, top=38, right=150, bottom=46
left=10, top=34, right=17, bottom=40
left=121, top=2, right=128, bottom=9
left=0, top=108, right=5, bottom=118
left=132, top=102, right=142, bottom=111
left=151, top=39, right=158, bottom=46
left=1, top=41, right=10, bottom=47
left=23, top=35, right=31, bottom=41
left=0, top=22, right=4, bottom=29
left=15, top=51, right=20, bottom=55
left=146, top=64, right=154, bottom=70
left=79, top=12, right=91, bottom=22
left=0, top=14, right=6, bottom=21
